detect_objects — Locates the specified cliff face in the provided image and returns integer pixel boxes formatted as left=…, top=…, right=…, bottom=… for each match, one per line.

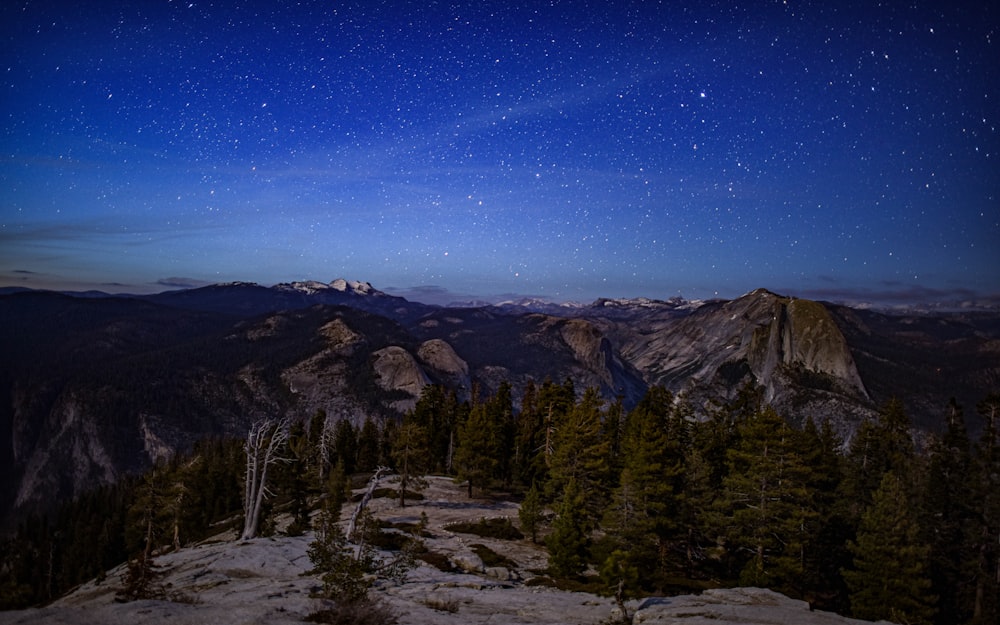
left=621, top=289, right=873, bottom=430
left=748, top=296, right=868, bottom=401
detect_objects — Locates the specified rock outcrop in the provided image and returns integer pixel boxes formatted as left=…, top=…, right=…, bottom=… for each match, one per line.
left=417, top=339, right=470, bottom=390
left=371, top=346, right=431, bottom=411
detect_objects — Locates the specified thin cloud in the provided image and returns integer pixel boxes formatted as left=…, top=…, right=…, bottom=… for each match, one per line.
left=155, top=277, right=211, bottom=289
left=787, top=283, right=1000, bottom=311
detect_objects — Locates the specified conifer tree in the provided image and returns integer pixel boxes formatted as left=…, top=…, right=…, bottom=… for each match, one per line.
left=355, top=417, right=381, bottom=473
left=519, top=481, right=544, bottom=544
left=922, top=399, right=975, bottom=624
left=547, top=479, right=589, bottom=578
left=534, top=378, right=577, bottom=482
left=333, top=418, right=358, bottom=474
left=547, top=387, right=610, bottom=527
left=514, top=379, right=543, bottom=486
left=841, top=398, right=918, bottom=522
left=486, top=381, right=516, bottom=486
left=799, top=417, right=851, bottom=610
left=454, top=402, right=498, bottom=497
left=308, top=461, right=372, bottom=605
left=714, top=406, right=817, bottom=592
left=970, top=393, right=1000, bottom=624
left=602, top=386, right=685, bottom=587
left=120, top=466, right=171, bottom=600
left=844, top=471, right=936, bottom=624
left=284, top=421, right=314, bottom=536
left=390, top=421, right=429, bottom=507
left=409, top=384, right=460, bottom=473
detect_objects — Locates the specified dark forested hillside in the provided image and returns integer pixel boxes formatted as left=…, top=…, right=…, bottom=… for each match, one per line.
left=2, top=283, right=998, bottom=538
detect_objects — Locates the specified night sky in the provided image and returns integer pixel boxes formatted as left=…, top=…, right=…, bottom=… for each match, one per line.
left=2, top=1, right=998, bottom=307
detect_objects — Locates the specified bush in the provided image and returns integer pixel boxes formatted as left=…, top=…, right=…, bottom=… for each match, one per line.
left=470, top=544, right=517, bottom=568
left=443, top=517, right=524, bottom=540
left=305, top=598, right=398, bottom=625
left=416, top=550, right=454, bottom=572
left=422, top=595, right=460, bottom=613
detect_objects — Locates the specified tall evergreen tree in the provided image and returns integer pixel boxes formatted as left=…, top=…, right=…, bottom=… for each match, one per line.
left=514, top=379, right=544, bottom=486
left=844, top=471, right=936, bottom=624
left=519, top=481, right=544, bottom=544
left=120, top=466, right=172, bottom=600
left=486, top=381, right=516, bottom=487
left=454, top=402, right=499, bottom=497
left=355, top=417, right=381, bottom=473
left=601, top=386, right=685, bottom=589
left=799, top=417, right=851, bottom=611
left=284, top=421, right=314, bottom=536
left=970, top=393, right=1000, bottom=624
left=841, top=398, right=918, bottom=521
left=390, top=422, right=429, bottom=507
left=409, top=385, right=460, bottom=473
left=332, top=418, right=358, bottom=475
left=713, top=406, right=817, bottom=593
left=922, top=399, right=975, bottom=625
left=547, top=479, right=589, bottom=578
left=547, top=387, right=611, bottom=527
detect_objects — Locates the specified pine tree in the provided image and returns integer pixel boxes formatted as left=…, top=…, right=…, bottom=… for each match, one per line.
left=970, top=393, right=1000, bottom=624
left=454, top=403, right=498, bottom=497
left=922, top=399, right=975, bottom=624
left=409, top=384, right=460, bottom=473
left=332, top=418, right=358, bottom=474
left=841, top=398, right=918, bottom=522
left=390, top=422, right=429, bottom=507
left=547, top=479, right=589, bottom=578
left=308, top=461, right=372, bottom=605
left=519, top=482, right=543, bottom=544
left=601, top=387, right=685, bottom=588
left=799, top=417, right=851, bottom=611
left=514, top=379, right=543, bottom=487
left=356, top=417, right=381, bottom=473
left=119, top=467, right=171, bottom=601
left=714, top=406, right=817, bottom=592
left=844, top=471, right=936, bottom=624
left=284, top=421, right=314, bottom=536
left=486, top=381, right=516, bottom=487
left=547, top=387, right=610, bottom=527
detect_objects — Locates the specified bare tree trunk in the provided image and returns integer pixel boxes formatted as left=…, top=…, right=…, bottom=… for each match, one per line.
left=347, top=466, right=389, bottom=540
left=241, top=418, right=290, bottom=540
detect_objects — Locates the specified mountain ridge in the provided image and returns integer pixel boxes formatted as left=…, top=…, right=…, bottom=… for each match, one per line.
left=2, top=280, right=998, bottom=530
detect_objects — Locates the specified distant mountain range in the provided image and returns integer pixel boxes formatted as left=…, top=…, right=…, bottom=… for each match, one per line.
left=2, top=279, right=998, bottom=529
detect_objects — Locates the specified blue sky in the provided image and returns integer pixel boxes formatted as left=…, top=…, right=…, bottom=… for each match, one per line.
left=2, top=0, right=997, bottom=306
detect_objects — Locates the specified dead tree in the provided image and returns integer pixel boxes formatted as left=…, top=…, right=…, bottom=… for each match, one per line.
left=241, top=417, right=290, bottom=540
left=347, top=466, right=389, bottom=541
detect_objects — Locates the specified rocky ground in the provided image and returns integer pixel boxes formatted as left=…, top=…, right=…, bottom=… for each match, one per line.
left=0, top=476, right=886, bottom=625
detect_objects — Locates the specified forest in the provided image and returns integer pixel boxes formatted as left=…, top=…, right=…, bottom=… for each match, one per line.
left=2, top=379, right=999, bottom=625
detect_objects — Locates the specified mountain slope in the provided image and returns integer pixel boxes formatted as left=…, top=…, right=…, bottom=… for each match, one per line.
left=2, top=283, right=998, bottom=529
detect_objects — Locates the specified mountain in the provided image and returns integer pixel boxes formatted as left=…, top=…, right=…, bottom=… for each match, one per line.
left=142, top=278, right=435, bottom=323
left=2, top=281, right=998, bottom=530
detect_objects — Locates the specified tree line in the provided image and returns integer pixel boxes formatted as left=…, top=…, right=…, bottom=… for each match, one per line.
left=2, top=379, right=999, bottom=625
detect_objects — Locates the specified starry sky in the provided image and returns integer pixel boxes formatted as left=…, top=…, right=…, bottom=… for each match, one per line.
left=2, top=1, right=998, bottom=307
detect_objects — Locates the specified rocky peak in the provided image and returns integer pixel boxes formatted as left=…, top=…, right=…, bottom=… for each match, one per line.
left=329, top=278, right=379, bottom=295
left=371, top=346, right=430, bottom=411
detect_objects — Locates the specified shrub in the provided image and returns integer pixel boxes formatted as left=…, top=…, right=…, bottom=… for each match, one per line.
left=470, top=544, right=517, bottom=568
left=443, top=517, right=524, bottom=540
left=305, top=598, right=398, bottom=625
left=422, top=595, right=460, bottom=613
